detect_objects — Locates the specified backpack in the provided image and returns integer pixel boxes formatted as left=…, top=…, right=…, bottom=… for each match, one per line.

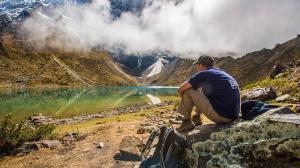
left=241, top=100, right=280, bottom=120
left=140, top=126, right=188, bottom=168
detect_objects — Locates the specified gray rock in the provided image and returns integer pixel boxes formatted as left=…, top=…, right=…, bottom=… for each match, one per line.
left=41, top=140, right=61, bottom=149
left=276, top=94, right=290, bottom=102
left=31, top=115, right=52, bottom=125
left=242, top=87, right=277, bottom=101
left=15, top=142, right=40, bottom=155
left=62, top=132, right=84, bottom=144
left=185, top=107, right=300, bottom=168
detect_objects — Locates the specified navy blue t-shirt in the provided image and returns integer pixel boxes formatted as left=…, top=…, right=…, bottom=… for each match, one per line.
left=188, top=67, right=240, bottom=119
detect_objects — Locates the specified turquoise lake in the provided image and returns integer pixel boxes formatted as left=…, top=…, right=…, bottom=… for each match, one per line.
left=0, top=86, right=179, bottom=121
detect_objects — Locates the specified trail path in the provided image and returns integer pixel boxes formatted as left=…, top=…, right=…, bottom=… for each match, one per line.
left=52, top=55, right=91, bottom=86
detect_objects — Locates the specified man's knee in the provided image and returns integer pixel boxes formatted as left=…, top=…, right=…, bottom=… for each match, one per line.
left=182, top=88, right=196, bottom=98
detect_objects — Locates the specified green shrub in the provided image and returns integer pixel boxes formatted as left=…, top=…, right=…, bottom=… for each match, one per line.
left=0, top=114, right=55, bottom=156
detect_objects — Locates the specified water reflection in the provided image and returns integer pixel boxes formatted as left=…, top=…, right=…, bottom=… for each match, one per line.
left=0, top=86, right=178, bottom=120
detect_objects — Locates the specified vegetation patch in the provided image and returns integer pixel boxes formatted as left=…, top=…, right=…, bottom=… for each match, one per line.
left=0, top=114, right=55, bottom=156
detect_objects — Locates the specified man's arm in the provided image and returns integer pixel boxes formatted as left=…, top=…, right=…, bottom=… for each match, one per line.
left=178, top=81, right=192, bottom=97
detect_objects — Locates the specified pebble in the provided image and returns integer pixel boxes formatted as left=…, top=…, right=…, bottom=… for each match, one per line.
left=96, top=142, right=104, bottom=149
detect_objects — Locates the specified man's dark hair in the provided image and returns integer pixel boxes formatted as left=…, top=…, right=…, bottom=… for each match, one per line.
left=193, top=55, right=215, bottom=67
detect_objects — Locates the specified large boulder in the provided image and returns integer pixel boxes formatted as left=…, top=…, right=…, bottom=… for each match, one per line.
left=185, top=107, right=300, bottom=168
left=242, top=87, right=277, bottom=101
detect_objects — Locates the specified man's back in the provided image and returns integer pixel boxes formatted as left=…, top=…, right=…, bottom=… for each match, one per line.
left=188, top=68, right=240, bottom=119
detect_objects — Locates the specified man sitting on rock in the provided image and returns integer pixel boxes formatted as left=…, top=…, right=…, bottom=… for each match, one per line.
left=176, top=55, right=241, bottom=132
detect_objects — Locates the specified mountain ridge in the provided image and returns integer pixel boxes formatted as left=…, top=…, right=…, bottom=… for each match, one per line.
left=149, top=35, right=300, bottom=86
left=0, top=33, right=137, bottom=87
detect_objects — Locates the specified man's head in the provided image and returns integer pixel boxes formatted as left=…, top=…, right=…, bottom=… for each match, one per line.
left=193, top=55, right=215, bottom=72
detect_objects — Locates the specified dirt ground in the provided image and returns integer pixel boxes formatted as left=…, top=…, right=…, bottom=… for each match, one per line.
left=0, top=104, right=214, bottom=168
left=0, top=120, right=149, bottom=168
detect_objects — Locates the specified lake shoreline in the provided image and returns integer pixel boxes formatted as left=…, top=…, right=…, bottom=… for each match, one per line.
left=29, top=100, right=176, bottom=126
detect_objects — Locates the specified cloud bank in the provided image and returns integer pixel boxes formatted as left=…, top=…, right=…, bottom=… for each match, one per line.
left=21, top=0, right=300, bottom=56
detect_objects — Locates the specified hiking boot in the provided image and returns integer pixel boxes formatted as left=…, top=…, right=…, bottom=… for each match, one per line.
left=176, top=119, right=195, bottom=132
left=192, top=115, right=203, bottom=126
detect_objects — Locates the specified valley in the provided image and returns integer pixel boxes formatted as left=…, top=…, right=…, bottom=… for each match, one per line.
left=0, top=1, right=299, bottom=168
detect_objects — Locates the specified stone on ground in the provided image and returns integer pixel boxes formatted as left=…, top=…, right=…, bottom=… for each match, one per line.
left=119, top=136, right=143, bottom=161
left=41, top=140, right=61, bottom=149
left=31, top=115, right=52, bottom=125
left=275, top=94, right=290, bottom=102
left=15, top=142, right=40, bottom=155
left=96, top=142, right=104, bottom=149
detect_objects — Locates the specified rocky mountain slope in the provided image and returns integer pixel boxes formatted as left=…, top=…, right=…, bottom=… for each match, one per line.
left=150, top=35, right=300, bottom=86
left=0, top=34, right=137, bottom=87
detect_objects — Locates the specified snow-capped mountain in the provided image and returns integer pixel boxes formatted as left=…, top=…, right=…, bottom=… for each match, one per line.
left=0, top=0, right=91, bottom=22
left=0, top=0, right=149, bottom=33
left=0, top=0, right=145, bottom=24
left=111, top=50, right=175, bottom=77
left=144, top=58, right=169, bottom=77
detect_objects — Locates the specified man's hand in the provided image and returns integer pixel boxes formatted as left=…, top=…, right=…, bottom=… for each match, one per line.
left=178, top=81, right=192, bottom=97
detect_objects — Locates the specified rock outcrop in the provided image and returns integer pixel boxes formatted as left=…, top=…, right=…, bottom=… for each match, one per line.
left=185, top=107, right=300, bottom=168
left=270, top=64, right=289, bottom=79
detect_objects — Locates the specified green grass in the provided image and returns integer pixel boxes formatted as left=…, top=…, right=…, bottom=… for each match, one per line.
left=158, top=95, right=179, bottom=102
left=242, top=72, right=299, bottom=96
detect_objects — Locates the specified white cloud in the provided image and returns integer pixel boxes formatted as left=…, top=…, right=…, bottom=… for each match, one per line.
left=21, top=0, right=300, bottom=56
